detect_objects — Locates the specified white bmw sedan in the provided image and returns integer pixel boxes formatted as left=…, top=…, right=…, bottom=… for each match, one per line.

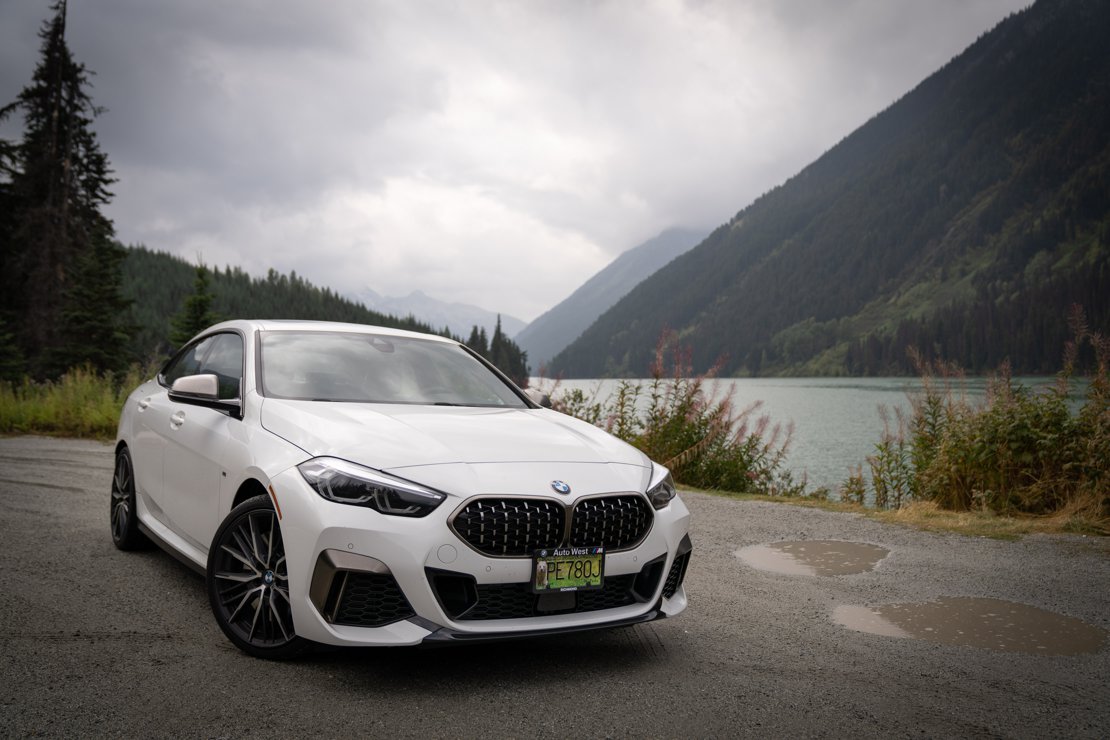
left=112, top=320, right=691, bottom=658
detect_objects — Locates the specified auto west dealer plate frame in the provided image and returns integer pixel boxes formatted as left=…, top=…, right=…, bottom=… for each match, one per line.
left=532, top=546, right=605, bottom=593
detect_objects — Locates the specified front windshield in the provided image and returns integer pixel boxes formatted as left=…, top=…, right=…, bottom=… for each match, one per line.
left=259, top=331, right=528, bottom=408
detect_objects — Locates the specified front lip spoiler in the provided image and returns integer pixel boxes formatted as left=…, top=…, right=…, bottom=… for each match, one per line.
left=415, top=608, right=665, bottom=646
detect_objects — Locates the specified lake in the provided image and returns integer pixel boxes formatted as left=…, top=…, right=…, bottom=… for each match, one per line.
left=532, top=376, right=1068, bottom=493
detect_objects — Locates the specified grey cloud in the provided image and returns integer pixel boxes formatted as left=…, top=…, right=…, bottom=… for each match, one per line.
left=1, top=0, right=1032, bottom=320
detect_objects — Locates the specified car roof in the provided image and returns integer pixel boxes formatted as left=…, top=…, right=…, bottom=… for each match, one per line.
left=201, top=319, right=457, bottom=345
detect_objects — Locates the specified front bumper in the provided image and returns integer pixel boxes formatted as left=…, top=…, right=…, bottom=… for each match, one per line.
left=270, top=464, right=692, bottom=646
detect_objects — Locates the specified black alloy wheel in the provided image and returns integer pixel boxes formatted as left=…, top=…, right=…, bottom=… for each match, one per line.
left=110, top=447, right=150, bottom=550
left=207, top=494, right=310, bottom=659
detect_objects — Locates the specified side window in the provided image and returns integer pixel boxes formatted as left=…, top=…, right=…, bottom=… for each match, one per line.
left=162, top=336, right=216, bottom=387
left=201, top=333, right=244, bottom=400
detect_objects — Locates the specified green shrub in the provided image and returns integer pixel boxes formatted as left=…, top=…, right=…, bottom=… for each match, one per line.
left=868, top=406, right=916, bottom=509
left=0, top=364, right=149, bottom=439
left=839, top=466, right=868, bottom=505
left=864, top=309, right=1108, bottom=529
left=545, top=332, right=805, bottom=496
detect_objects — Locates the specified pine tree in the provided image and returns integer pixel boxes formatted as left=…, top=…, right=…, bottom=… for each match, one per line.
left=462, top=319, right=528, bottom=384
left=465, top=325, right=490, bottom=357
left=50, top=236, right=134, bottom=375
left=490, top=316, right=505, bottom=365
left=0, top=1, right=119, bottom=378
left=463, top=326, right=490, bottom=359
left=488, top=315, right=530, bottom=386
left=170, top=265, right=220, bottom=347
left=0, top=318, right=27, bottom=382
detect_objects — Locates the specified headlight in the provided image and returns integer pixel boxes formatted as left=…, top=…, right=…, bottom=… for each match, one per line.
left=646, top=464, right=677, bottom=509
left=298, top=457, right=445, bottom=517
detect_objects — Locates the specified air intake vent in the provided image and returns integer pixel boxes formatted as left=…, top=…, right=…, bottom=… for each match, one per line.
left=331, top=572, right=415, bottom=627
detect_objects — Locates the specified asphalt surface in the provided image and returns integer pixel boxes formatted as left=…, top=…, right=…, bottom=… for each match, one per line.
left=1, top=435, right=1107, bottom=738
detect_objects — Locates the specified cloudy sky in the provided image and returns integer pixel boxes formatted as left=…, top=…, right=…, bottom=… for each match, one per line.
left=0, top=0, right=1030, bottom=322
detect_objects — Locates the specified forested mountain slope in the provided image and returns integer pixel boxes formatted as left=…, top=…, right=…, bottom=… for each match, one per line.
left=123, top=247, right=533, bottom=384
left=551, top=0, right=1109, bottom=377
left=123, top=247, right=450, bottom=362
left=516, top=227, right=707, bottom=368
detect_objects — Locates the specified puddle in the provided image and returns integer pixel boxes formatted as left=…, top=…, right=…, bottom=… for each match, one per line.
left=736, top=540, right=889, bottom=576
left=834, top=597, right=1107, bottom=656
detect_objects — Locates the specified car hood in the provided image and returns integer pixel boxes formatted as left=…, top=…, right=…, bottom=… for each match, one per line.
left=260, top=399, right=650, bottom=471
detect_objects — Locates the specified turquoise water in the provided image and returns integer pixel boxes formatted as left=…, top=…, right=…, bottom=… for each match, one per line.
left=534, top=377, right=1070, bottom=492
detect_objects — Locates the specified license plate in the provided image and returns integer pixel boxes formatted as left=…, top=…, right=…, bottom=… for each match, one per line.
left=532, top=547, right=605, bottom=593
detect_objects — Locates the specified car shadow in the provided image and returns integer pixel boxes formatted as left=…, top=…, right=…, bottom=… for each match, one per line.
left=298, top=623, right=675, bottom=688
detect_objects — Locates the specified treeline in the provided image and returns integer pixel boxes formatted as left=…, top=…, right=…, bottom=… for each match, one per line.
left=464, top=318, right=529, bottom=386
left=123, top=246, right=448, bottom=362
left=128, top=247, right=531, bottom=386
left=846, top=254, right=1110, bottom=375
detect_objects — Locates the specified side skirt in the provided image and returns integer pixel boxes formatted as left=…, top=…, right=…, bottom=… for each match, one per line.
left=138, top=521, right=206, bottom=576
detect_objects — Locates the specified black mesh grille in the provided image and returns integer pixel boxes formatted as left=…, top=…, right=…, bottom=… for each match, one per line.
left=570, top=495, right=653, bottom=550
left=575, top=575, right=637, bottom=611
left=451, top=495, right=653, bottom=557
left=332, top=572, right=415, bottom=627
left=457, top=575, right=639, bottom=621
left=452, top=498, right=565, bottom=557
left=662, top=551, right=691, bottom=599
left=462, top=582, right=537, bottom=620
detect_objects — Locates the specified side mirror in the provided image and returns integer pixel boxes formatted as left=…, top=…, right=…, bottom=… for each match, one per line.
left=523, top=387, right=553, bottom=408
left=171, top=373, right=219, bottom=399
left=169, top=374, right=243, bottom=418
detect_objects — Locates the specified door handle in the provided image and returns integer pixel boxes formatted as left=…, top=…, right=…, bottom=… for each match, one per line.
left=137, top=398, right=151, bottom=410
left=170, top=410, right=186, bottom=428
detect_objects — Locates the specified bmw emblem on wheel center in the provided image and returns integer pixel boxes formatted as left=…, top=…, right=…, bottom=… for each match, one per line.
left=550, top=480, right=571, bottom=495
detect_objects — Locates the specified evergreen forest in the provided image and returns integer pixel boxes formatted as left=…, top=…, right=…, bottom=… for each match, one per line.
left=122, top=248, right=531, bottom=385
left=0, top=3, right=529, bottom=387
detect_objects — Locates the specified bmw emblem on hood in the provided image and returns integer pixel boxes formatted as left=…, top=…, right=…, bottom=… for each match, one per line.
left=550, top=480, right=571, bottom=495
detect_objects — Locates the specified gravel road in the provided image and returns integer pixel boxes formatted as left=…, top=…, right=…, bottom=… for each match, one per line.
left=1, top=436, right=1107, bottom=738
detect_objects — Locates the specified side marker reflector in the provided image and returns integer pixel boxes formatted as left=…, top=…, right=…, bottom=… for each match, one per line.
left=268, top=485, right=283, bottom=520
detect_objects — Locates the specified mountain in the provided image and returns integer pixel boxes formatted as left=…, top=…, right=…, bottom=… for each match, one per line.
left=357, top=288, right=526, bottom=340
left=551, top=0, right=1110, bottom=378
left=516, top=227, right=708, bottom=369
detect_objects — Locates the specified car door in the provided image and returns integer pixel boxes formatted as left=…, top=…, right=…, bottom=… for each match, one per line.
left=161, top=332, right=245, bottom=551
left=131, top=335, right=216, bottom=528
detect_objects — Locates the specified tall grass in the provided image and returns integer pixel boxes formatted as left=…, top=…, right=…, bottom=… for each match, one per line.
left=0, top=365, right=149, bottom=440
left=542, top=331, right=806, bottom=496
left=852, top=308, right=1108, bottom=532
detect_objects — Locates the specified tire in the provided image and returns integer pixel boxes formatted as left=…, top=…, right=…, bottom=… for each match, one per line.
left=110, top=447, right=151, bottom=550
left=206, top=494, right=311, bottom=659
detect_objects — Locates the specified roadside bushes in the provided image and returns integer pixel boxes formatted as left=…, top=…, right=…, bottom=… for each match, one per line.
left=543, top=332, right=805, bottom=496
left=855, top=309, right=1108, bottom=531
left=0, top=365, right=147, bottom=439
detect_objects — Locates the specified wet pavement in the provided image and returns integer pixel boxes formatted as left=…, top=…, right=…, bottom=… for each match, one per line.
left=834, top=597, right=1107, bottom=656
left=739, top=539, right=1108, bottom=656
left=736, top=539, right=890, bottom=576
